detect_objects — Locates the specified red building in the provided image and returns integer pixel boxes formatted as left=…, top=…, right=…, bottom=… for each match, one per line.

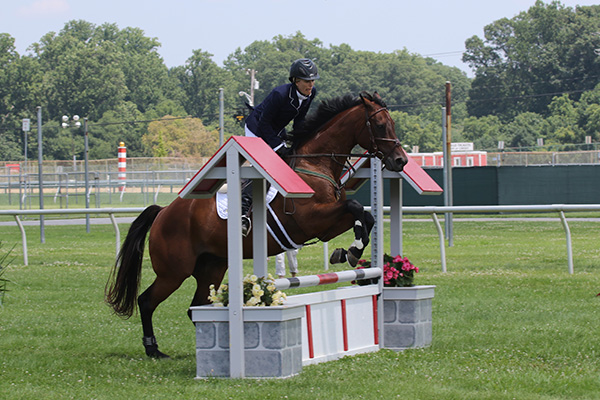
left=409, top=151, right=487, bottom=167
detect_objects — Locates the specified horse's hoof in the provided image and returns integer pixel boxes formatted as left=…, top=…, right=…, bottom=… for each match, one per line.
left=147, top=348, right=170, bottom=359
left=330, top=248, right=347, bottom=264
left=143, top=335, right=170, bottom=359
left=347, top=247, right=361, bottom=267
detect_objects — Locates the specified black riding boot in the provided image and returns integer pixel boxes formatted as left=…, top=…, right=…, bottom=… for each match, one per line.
left=241, top=180, right=253, bottom=237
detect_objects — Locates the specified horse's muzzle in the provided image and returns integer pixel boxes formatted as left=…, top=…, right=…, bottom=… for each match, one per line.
left=384, top=153, right=408, bottom=172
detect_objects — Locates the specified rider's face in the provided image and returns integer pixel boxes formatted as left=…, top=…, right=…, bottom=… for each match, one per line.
left=295, top=79, right=315, bottom=97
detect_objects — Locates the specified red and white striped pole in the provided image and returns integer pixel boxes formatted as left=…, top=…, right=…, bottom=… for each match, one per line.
left=274, top=267, right=382, bottom=290
left=118, top=142, right=126, bottom=194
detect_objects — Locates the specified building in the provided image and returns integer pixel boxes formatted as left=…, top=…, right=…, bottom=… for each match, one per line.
left=409, top=151, right=488, bottom=167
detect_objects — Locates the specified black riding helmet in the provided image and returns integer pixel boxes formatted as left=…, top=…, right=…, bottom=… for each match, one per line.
left=289, top=58, right=320, bottom=82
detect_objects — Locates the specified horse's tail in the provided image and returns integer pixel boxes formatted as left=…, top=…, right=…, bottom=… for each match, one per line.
left=105, top=204, right=163, bottom=318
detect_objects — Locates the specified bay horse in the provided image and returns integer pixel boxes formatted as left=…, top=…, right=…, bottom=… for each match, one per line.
left=105, top=91, right=408, bottom=358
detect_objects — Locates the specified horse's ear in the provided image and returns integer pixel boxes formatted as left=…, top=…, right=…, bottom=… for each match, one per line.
left=359, top=91, right=373, bottom=103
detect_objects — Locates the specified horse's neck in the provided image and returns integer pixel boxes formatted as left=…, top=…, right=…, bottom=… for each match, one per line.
left=297, top=107, right=363, bottom=178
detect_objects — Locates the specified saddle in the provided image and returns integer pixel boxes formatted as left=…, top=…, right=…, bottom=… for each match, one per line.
left=215, top=186, right=302, bottom=251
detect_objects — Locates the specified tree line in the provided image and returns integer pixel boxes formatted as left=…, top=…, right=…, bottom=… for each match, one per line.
left=0, top=0, right=598, bottom=162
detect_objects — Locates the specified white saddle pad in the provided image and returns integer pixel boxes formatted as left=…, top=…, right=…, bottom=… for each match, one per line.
left=216, top=185, right=278, bottom=219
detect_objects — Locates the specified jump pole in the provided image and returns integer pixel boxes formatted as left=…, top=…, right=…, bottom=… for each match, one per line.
left=370, top=157, right=385, bottom=348
left=274, top=267, right=382, bottom=290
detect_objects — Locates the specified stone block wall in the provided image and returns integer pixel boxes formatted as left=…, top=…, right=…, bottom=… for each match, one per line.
left=195, top=318, right=303, bottom=378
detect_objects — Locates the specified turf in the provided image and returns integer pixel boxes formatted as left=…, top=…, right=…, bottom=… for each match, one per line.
left=0, top=218, right=599, bottom=399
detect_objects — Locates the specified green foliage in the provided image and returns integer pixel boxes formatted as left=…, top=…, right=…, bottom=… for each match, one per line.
left=1, top=5, right=599, bottom=159
left=143, top=116, right=219, bottom=158
left=464, top=2, right=600, bottom=119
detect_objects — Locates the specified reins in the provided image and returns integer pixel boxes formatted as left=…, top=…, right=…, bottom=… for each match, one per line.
left=286, top=101, right=399, bottom=198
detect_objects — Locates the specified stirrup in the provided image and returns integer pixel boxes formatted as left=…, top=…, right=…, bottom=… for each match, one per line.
left=241, top=216, right=251, bottom=237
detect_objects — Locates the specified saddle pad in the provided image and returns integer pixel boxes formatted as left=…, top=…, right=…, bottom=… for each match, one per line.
left=216, top=185, right=278, bottom=219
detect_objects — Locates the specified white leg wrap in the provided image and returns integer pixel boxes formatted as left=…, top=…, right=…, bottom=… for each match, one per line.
left=352, top=239, right=364, bottom=250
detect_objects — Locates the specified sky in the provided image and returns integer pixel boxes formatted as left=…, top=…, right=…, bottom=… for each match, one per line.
left=1, top=0, right=598, bottom=77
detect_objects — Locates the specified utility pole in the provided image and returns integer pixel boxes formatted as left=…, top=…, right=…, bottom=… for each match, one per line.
left=84, top=117, right=90, bottom=233
left=219, top=88, right=224, bottom=146
left=443, top=82, right=453, bottom=246
left=37, top=106, right=45, bottom=243
left=249, top=69, right=256, bottom=106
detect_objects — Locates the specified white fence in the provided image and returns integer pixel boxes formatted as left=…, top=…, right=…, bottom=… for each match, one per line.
left=374, top=204, right=600, bottom=275
left=1, top=204, right=599, bottom=273
left=0, top=207, right=144, bottom=265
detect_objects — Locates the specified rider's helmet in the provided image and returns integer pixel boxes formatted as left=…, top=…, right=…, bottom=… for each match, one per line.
left=289, top=58, right=320, bottom=82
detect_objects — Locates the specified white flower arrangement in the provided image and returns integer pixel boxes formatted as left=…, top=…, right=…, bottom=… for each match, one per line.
left=208, top=274, right=287, bottom=307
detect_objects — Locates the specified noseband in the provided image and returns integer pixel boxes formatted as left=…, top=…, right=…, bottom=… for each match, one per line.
left=364, top=106, right=402, bottom=164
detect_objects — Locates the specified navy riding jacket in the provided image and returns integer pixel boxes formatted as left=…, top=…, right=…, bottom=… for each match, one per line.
left=245, top=83, right=316, bottom=149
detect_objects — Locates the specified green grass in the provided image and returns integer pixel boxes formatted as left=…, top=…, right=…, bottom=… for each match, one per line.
left=0, top=219, right=599, bottom=399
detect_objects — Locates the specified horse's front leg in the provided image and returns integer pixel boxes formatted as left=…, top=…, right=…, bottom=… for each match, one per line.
left=329, top=199, right=374, bottom=267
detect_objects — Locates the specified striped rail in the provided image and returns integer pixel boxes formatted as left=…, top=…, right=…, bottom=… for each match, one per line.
left=274, top=267, right=382, bottom=290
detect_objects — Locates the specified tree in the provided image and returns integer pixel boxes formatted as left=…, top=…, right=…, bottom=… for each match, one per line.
left=463, top=1, right=600, bottom=120
left=143, top=116, right=219, bottom=158
left=462, top=115, right=504, bottom=150
left=92, top=101, right=146, bottom=159
left=32, top=20, right=128, bottom=120
left=544, top=94, right=580, bottom=145
left=576, top=84, right=600, bottom=141
left=390, top=111, right=440, bottom=153
left=171, top=49, right=235, bottom=125
left=502, top=112, right=545, bottom=149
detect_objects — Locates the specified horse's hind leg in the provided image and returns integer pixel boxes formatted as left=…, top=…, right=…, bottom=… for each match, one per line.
left=138, top=275, right=186, bottom=358
left=187, top=254, right=228, bottom=321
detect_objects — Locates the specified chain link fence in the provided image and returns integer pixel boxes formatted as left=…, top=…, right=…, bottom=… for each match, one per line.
left=489, top=150, right=600, bottom=166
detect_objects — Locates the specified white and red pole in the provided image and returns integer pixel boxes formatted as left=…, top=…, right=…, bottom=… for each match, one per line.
left=118, top=142, right=126, bottom=194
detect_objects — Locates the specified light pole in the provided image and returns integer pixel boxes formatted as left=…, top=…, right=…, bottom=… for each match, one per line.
left=62, top=115, right=90, bottom=233
left=238, top=91, right=253, bottom=107
left=244, top=68, right=258, bottom=106
left=37, top=106, right=45, bottom=243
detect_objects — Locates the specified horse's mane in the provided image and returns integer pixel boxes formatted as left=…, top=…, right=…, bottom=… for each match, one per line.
left=289, top=91, right=386, bottom=149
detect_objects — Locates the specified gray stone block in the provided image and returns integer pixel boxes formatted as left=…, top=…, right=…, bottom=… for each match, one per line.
left=217, top=321, right=260, bottom=349
left=286, top=319, right=301, bottom=347
left=262, top=321, right=285, bottom=349
left=196, top=349, right=230, bottom=377
left=384, top=323, right=416, bottom=348
left=397, top=300, right=418, bottom=323
left=195, top=322, right=216, bottom=349
left=383, top=300, right=396, bottom=323
left=245, top=350, right=283, bottom=377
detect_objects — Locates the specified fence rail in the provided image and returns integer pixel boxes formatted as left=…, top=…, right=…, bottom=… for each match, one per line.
left=0, top=207, right=144, bottom=265
left=1, top=204, right=598, bottom=272
left=375, top=204, right=600, bottom=275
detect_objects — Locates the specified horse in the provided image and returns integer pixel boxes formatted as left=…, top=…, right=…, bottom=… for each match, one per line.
left=105, top=91, right=408, bottom=358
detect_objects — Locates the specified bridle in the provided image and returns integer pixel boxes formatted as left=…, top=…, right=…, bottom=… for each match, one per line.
left=363, top=105, right=402, bottom=165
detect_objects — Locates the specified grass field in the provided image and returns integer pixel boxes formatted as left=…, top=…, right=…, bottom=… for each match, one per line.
left=1, top=216, right=599, bottom=399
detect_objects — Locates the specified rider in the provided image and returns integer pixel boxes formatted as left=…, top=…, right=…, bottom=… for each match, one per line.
left=241, top=58, right=319, bottom=236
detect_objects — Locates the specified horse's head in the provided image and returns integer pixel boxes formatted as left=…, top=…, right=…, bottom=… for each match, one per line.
left=358, top=92, right=408, bottom=172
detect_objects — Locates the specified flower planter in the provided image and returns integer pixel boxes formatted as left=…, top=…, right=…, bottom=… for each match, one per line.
left=190, top=304, right=304, bottom=378
left=382, top=285, right=435, bottom=350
